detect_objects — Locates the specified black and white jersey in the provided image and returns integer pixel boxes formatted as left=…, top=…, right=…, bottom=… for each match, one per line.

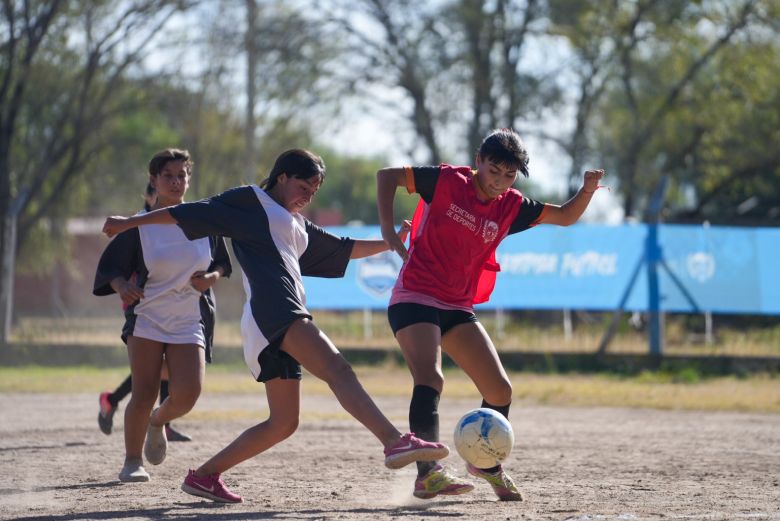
left=93, top=211, right=231, bottom=361
left=169, top=185, right=354, bottom=379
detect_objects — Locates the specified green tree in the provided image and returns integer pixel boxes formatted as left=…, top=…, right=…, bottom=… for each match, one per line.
left=583, top=0, right=775, bottom=220
left=0, top=0, right=192, bottom=339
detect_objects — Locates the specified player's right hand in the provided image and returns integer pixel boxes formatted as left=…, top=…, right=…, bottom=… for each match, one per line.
left=103, top=216, right=129, bottom=238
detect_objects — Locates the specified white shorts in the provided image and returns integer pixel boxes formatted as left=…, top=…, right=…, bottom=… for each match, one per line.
left=131, top=313, right=206, bottom=347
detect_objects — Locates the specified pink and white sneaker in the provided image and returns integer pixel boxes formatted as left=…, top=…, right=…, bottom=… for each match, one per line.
left=181, top=469, right=243, bottom=503
left=384, top=432, right=449, bottom=469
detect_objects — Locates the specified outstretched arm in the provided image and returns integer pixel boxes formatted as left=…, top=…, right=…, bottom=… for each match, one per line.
left=539, top=169, right=606, bottom=226
left=377, top=167, right=409, bottom=260
left=103, top=208, right=177, bottom=238
left=350, top=220, right=411, bottom=259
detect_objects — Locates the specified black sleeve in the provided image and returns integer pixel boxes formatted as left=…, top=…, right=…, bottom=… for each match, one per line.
left=199, top=291, right=216, bottom=363
left=93, top=228, right=141, bottom=296
left=508, top=197, right=546, bottom=235
left=299, top=220, right=355, bottom=278
left=169, top=186, right=259, bottom=241
left=412, top=166, right=441, bottom=204
left=208, top=236, right=233, bottom=278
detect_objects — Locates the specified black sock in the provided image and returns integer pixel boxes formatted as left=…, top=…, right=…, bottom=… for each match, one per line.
left=159, top=380, right=170, bottom=427
left=410, top=385, right=440, bottom=477
left=109, top=375, right=132, bottom=407
left=159, top=379, right=169, bottom=404
left=479, top=399, right=511, bottom=473
left=481, top=399, right=510, bottom=420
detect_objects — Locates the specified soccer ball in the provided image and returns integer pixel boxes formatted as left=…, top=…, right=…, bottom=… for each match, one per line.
left=453, top=408, right=514, bottom=468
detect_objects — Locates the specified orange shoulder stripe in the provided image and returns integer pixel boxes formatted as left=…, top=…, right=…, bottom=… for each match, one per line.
left=404, top=166, right=416, bottom=194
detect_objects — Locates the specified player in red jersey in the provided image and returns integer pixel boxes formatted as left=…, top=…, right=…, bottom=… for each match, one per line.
left=377, top=128, right=605, bottom=501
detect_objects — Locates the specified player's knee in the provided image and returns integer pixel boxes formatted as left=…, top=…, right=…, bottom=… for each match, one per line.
left=411, top=369, right=444, bottom=391
left=270, top=415, right=299, bottom=439
left=163, top=384, right=201, bottom=414
left=326, top=355, right=357, bottom=383
left=484, top=380, right=513, bottom=406
left=130, top=385, right=159, bottom=408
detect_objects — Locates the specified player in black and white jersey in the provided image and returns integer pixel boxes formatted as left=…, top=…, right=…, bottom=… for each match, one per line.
left=94, top=149, right=232, bottom=483
left=102, top=148, right=448, bottom=504
left=97, top=182, right=196, bottom=443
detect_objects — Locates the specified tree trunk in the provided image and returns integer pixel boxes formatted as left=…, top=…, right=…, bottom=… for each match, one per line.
left=245, top=0, right=258, bottom=178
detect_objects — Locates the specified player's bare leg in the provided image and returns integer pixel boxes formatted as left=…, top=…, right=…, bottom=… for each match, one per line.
left=121, top=337, right=165, bottom=481
left=182, top=379, right=299, bottom=504
left=443, top=322, right=522, bottom=500
left=282, top=318, right=447, bottom=468
left=151, top=344, right=204, bottom=425
left=442, top=322, right=512, bottom=406
left=196, top=378, right=300, bottom=475
left=395, top=322, right=474, bottom=498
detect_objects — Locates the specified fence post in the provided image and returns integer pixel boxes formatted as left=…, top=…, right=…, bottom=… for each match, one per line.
left=0, top=189, right=28, bottom=345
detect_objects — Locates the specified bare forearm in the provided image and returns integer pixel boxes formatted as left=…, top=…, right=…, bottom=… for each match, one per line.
left=350, top=239, right=390, bottom=259
left=541, top=168, right=604, bottom=226
left=132, top=208, right=176, bottom=226
left=104, top=207, right=178, bottom=238
left=557, top=188, right=595, bottom=225
left=377, top=169, right=401, bottom=233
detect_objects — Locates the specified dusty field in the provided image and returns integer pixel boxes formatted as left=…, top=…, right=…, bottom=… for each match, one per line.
left=0, top=390, right=778, bottom=521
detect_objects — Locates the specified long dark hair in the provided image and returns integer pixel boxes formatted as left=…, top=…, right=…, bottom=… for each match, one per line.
left=260, top=149, right=326, bottom=191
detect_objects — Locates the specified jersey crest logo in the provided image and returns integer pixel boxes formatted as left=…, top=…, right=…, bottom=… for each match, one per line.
left=356, top=250, right=403, bottom=299
left=482, top=220, right=499, bottom=243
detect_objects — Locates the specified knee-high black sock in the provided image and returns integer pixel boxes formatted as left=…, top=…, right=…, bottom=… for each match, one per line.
left=480, top=399, right=511, bottom=472
left=481, top=399, right=510, bottom=420
left=159, top=380, right=170, bottom=427
left=109, top=375, right=132, bottom=407
left=410, top=385, right=440, bottom=477
left=159, top=379, right=169, bottom=405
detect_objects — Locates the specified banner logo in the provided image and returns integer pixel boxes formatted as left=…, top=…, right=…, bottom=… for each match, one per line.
left=356, top=251, right=403, bottom=299
left=686, top=252, right=716, bottom=282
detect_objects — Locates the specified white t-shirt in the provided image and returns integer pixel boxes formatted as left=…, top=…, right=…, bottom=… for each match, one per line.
left=133, top=211, right=212, bottom=345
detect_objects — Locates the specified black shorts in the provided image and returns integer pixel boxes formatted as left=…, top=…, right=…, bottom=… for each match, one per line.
left=256, top=334, right=302, bottom=383
left=387, top=302, right=478, bottom=336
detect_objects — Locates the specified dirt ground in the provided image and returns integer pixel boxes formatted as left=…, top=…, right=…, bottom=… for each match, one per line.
left=0, top=391, right=778, bottom=521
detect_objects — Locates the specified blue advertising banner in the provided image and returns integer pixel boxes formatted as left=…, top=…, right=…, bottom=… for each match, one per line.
left=302, top=224, right=780, bottom=315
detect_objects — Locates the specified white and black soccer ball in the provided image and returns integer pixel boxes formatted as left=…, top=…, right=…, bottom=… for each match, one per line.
left=453, top=408, right=514, bottom=468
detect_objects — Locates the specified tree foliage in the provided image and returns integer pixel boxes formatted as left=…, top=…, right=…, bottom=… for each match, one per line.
left=550, top=0, right=779, bottom=221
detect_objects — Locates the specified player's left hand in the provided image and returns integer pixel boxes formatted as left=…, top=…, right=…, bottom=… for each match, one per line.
left=397, top=220, right=411, bottom=244
left=583, top=169, right=606, bottom=193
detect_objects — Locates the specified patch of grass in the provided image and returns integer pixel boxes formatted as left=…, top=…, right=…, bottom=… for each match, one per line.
left=0, top=365, right=777, bottom=413
left=10, top=314, right=780, bottom=357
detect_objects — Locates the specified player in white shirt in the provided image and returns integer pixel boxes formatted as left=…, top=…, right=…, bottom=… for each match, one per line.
left=94, top=149, right=231, bottom=483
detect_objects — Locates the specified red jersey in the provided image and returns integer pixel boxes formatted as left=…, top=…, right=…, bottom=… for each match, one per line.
left=391, top=164, right=545, bottom=309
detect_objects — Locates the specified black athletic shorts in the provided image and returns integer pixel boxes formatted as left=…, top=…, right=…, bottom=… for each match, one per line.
left=256, top=333, right=302, bottom=383
left=387, top=302, right=478, bottom=336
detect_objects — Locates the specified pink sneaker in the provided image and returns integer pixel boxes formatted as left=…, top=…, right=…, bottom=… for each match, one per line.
left=181, top=469, right=243, bottom=503
left=98, top=392, right=115, bottom=435
left=384, top=432, right=449, bottom=469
